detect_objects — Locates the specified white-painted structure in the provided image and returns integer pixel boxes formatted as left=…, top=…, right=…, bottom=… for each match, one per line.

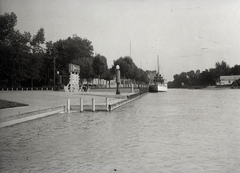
left=217, top=75, right=240, bottom=86
left=64, top=64, right=80, bottom=92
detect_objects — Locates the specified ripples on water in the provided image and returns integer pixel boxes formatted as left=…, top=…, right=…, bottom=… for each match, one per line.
left=0, top=89, right=240, bottom=173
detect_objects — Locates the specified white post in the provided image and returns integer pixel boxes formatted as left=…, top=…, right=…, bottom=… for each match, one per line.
left=67, top=98, right=70, bottom=113
left=131, top=84, right=134, bottom=93
left=92, top=98, right=95, bottom=112
left=106, top=98, right=109, bottom=111
left=80, top=98, right=83, bottom=112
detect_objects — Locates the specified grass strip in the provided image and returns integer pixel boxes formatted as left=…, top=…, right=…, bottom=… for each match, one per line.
left=0, top=99, right=28, bottom=109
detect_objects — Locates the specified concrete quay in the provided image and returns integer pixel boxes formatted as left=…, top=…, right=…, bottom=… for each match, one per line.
left=0, top=89, right=147, bottom=128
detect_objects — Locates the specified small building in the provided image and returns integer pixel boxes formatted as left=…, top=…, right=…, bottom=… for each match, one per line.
left=217, top=75, right=240, bottom=86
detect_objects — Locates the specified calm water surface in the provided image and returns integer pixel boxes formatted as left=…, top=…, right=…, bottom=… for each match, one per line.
left=1, top=89, right=240, bottom=173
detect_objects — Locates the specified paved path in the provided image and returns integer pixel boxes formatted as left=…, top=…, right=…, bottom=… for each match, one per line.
left=0, top=90, right=129, bottom=121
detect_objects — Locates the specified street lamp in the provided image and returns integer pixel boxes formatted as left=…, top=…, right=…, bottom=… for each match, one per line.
left=53, top=56, right=56, bottom=87
left=56, top=71, right=60, bottom=90
left=116, top=65, right=121, bottom=95
left=56, top=70, right=59, bottom=84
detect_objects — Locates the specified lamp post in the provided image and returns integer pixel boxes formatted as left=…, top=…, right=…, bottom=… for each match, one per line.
left=116, top=65, right=121, bottom=95
left=53, top=56, right=55, bottom=87
left=56, top=70, right=59, bottom=83
left=56, top=71, right=59, bottom=90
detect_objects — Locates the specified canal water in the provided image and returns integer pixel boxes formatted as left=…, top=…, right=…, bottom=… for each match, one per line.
left=0, top=89, right=240, bottom=173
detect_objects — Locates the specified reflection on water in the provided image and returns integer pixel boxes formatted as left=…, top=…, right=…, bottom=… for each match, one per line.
left=1, top=89, right=240, bottom=172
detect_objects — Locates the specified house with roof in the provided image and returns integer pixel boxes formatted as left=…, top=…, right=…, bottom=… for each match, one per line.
left=217, top=75, right=240, bottom=86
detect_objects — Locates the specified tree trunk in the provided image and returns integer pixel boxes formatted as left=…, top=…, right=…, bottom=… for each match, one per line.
left=31, top=78, right=33, bottom=88
left=11, top=77, right=14, bottom=88
left=18, top=79, right=21, bottom=88
left=98, top=75, right=100, bottom=85
left=47, top=67, right=49, bottom=86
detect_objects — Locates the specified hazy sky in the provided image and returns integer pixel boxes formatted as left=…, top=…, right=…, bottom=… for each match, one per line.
left=1, top=0, right=240, bottom=80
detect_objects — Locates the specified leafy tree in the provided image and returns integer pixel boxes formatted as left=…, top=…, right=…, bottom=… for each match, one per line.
left=170, top=60, right=240, bottom=88
left=102, top=68, right=114, bottom=88
left=0, top=12, right=17, bottom=42
left=187, top=70, right=196, bottom=86
left=199, top=69, right=214, bottom=86
left=28, top=53, right=44, bottom=87
left=27, top=28, right=45, bottom=87
left=92, top=54, right=108, bottom=84
left=42, top=41, right=55, bottom=86
left=0, top=12, right=46, bottom=87
left=112, top=56, right=149, bottom=87
left=173, top=72, right=189, bottom=88
left=231, top=65, right=240, bottom=75
left=0, top=13, right=30, bottom=87
left=134, top=68, right=141, bottom=84
left=30, top=27, right=45, bottom=53
left=78, top=57, right=94, bottom=83
left=214, top=61, right=231, bottom=82
left=139, top=68, right=149, bottom=84
left=52, top=35, right=94, bottom=76
left=123, top=56, right=137, bottom=80
left=112, top=56, right=138, bottom=86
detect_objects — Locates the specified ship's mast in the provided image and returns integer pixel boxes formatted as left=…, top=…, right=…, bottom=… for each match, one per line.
left=157, top=55, right=159, bottom=75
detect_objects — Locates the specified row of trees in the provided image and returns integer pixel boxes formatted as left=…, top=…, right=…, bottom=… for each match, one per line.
left=168, top=61, right=240, bottom=88
left=0, top=12, right=149, bottom=88
left=111, top=56, right=149, bottom=85
left=0, top=12, right=46, bottom=88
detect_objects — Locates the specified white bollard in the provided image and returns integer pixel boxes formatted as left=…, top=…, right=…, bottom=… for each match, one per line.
left=67, top=98, right=70, bottom=113
left=80, top=98, right=83, bottom=112
left=106, top=98, right=109, bottom=111
left=92, top=98, right=95, bottom=112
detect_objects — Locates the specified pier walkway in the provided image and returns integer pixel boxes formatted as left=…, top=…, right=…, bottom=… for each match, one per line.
left=0, top=89, right=148, bottom=128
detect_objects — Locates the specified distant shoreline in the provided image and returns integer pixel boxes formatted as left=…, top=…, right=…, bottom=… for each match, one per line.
left=169, top=85, right=240, bottom=90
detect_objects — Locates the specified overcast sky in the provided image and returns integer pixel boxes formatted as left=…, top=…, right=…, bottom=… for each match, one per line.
left=1, top=0, right=240, bottom=80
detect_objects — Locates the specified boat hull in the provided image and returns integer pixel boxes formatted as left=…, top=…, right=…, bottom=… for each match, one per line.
left=149, top=84, right=168, bottom=92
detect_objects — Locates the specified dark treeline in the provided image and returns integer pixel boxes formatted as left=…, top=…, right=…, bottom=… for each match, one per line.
left=0, top=12, right=149, bottom=88
left=168, top=61, right=240, bottom=88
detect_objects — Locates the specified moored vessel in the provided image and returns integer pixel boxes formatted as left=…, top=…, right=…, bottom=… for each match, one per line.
left=149, top=56, right=167, bottom=92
